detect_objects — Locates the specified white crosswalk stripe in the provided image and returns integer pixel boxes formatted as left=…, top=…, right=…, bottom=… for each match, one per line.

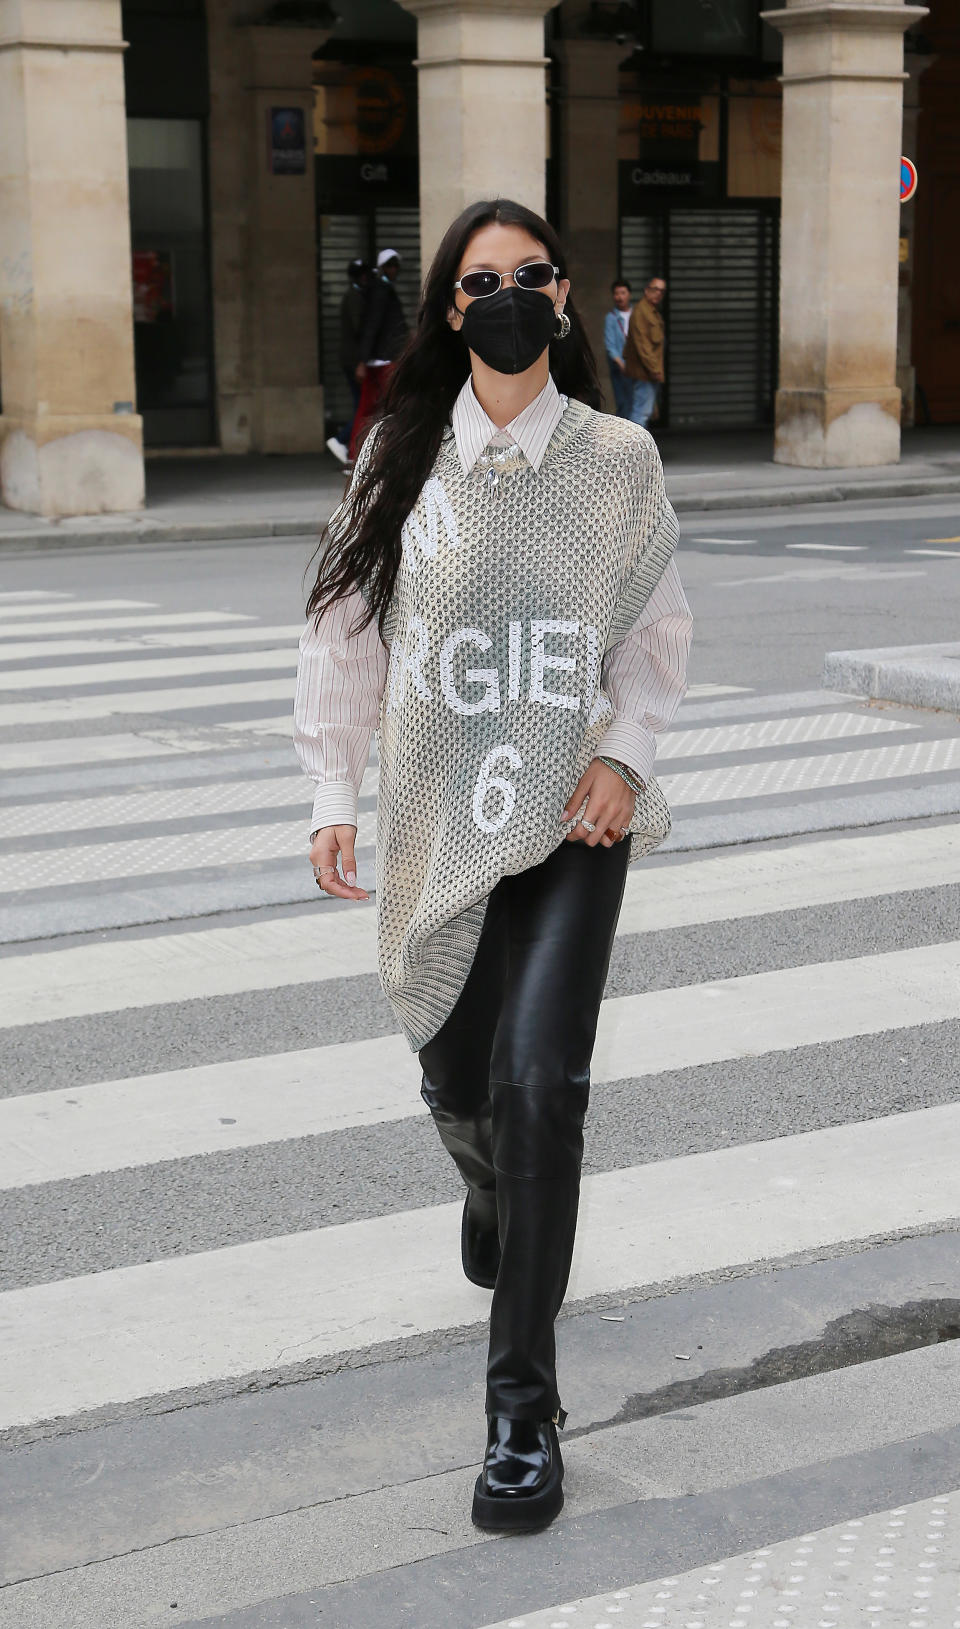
left=0, top=674, right=296, bottom=725
left=0, top=590, right=73, bottom=601
left=3, top=589, right=960, bottom=1626
left=0, top=645, right=297, bottom=692
left=0, top=623, right=303, bottom=660
left=0, top=812, right=377, bottom=890
left=0, top=597, right=151, bottom=617
left=0, top=729, right=243, bottom=773
left=0, top=610, right=255, bottom=639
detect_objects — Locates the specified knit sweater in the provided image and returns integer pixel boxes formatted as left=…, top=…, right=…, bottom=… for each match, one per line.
left=332, top=398, right=681, bottom=1052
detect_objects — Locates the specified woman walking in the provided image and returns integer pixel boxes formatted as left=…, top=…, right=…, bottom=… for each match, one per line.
left=295, top=199, right=692, bottom=1533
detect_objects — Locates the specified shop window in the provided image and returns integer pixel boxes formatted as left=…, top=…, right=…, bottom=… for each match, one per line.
left=128, top=117, right=214, bottom=446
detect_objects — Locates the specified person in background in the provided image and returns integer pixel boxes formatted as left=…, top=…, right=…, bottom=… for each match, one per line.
left=327, top=258, right=371, bottom=466
left=603, top=278, right=636, bottom=419
left=623, top=275, right=666, bottom=429
left=349, top=248, right=410, bottom=463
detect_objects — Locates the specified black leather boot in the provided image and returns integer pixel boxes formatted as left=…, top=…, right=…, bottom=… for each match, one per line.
left=420, top=1090, right=501, bottom=1290
left=484, top=1080, right=587, bottom=1418
left=472, top=1411, right=566, bottom=1531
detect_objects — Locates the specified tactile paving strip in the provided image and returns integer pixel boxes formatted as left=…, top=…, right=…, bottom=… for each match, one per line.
left=482, top=1489, right=958, bottom=1629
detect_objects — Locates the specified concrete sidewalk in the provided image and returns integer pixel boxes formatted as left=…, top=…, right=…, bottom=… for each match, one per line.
left=825, top=640, right=960, bottom=713
left=2, top=425, right=959, bottom=550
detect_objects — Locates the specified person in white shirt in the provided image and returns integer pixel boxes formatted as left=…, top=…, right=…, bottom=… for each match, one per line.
left=295, top=198, right=692, bottom=1535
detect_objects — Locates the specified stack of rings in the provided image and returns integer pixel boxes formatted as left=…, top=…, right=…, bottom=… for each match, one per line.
left=313, top=865, right=337, bottom=890
left=577, top=815, right=630, bottom=842
left=574, top=754, right=640, bottom=844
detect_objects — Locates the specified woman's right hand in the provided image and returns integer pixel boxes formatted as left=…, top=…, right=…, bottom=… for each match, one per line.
left=309, top=825, right=369, bottom=901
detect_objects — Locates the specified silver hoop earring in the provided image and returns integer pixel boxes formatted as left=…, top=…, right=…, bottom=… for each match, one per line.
left=556, top=310, right=571, bottom=341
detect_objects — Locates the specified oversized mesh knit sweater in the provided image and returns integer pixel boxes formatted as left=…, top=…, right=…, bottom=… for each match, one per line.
left=319, top=400, right=679, bottom=1052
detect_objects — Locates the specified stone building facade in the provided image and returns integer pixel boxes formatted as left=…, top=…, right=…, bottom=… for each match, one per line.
left=0, top=0, right=954, bottom=515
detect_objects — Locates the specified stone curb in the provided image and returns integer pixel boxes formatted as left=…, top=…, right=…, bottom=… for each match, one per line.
left=824, top=642, right=960, bottom=712
left=2, top=470, right=960, bottom=549
left=671, top=471, right=960, bottom=513
left=0, top=517, right=323, bottom=550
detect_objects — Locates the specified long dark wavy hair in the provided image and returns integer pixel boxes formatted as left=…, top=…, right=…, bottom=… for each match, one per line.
left=306, top=198, right=602, bottom=636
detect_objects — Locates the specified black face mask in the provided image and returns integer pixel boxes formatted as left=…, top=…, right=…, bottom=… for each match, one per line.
left=459, top=286, right=558, bottom=375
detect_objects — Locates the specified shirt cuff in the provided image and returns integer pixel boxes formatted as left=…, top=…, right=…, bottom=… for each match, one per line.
left=310, top=782, right=359, bottom=834
left=596, top=720, right=657, bottom=788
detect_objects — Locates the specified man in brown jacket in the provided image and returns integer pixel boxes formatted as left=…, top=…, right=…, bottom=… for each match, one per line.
left=623, top=275, right=666, bottom=427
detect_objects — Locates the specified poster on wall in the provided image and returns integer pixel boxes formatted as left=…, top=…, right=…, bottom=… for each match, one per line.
left=270, top=107, right=307, bottom=175
left=132, top=250, right=174, bottom=323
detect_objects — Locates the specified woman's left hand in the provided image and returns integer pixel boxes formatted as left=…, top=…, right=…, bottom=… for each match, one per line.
left=562, top=759, right=637, bottom=847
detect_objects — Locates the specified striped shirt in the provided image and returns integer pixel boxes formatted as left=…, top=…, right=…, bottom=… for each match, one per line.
left=295, top=376, right=692, bottom=834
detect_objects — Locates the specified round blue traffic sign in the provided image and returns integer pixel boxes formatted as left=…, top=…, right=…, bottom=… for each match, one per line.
left=900, top=156, right=918, bottom=203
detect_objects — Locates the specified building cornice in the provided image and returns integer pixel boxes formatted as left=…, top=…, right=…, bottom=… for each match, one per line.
left=761, top=3, right=928, bottom=33
left=0, top=35, right=126, bottom=51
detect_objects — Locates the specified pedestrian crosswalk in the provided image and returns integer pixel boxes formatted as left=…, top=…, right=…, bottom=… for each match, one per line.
left=3, top=589, right=960, bottom=944
left=2, top=587, right=960, bottom=1626
left=3, top=1101, right=958, bottom=1434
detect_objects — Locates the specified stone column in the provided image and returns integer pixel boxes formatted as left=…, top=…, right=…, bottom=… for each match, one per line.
left=0, top=0, right=144, bottom=515
left=399, top=0, right=555, bottom=274
left=763, top=0, right=927, bottom=467
left=554, top=32, right=624, bottom=411
left=206, top=7, right=329, bottom=454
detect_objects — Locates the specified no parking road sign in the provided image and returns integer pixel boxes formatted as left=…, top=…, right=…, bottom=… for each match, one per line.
left=900, top=156, right=918, bottom=203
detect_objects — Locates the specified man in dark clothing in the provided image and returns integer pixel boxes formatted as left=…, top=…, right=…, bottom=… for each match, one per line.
left=327, top=259, right=370, bottom=465
left=349, top=248, right=409, bottom=461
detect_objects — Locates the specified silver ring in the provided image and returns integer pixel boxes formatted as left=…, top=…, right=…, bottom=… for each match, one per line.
left=619, top=826, right=629, bottom=836
left=313, top=866, right=337, bottom=878
left=580, top=818, right=597, bottom=833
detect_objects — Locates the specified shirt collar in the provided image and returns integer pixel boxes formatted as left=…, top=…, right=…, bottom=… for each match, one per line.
left=451, top=374, right=566, bottom=476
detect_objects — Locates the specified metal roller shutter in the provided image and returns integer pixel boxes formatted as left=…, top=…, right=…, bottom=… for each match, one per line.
left=667, top=208, right=778, bottom=428
left=618, top=206, right=778, bottom=429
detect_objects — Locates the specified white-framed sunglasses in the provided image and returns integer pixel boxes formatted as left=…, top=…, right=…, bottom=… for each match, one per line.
left=453, top=260, right=560, bottom=300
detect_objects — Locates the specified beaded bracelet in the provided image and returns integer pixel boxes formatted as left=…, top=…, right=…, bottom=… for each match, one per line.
left=597, top=754, right=646, bottom=796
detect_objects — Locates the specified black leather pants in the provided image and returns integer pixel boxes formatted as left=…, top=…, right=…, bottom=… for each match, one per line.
left=419, top=837, right=631, bottom=1420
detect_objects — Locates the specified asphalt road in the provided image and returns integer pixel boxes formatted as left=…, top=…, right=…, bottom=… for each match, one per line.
left=1, top=491, right=959, bottom=1629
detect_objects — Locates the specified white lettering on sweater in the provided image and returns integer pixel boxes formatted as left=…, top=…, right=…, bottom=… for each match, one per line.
left=439, top=628, right=501, bottom=715
left=387, top=617, right=613, bottom=724
left=529, top=620, right=580, bottom=711
left=386, top=615, right=432, bottom=713
left=508, top=621, right=523, bottom=701
left=401, top=478, right=460, bottom=571
left=472, top=744, right=522, bottom=834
